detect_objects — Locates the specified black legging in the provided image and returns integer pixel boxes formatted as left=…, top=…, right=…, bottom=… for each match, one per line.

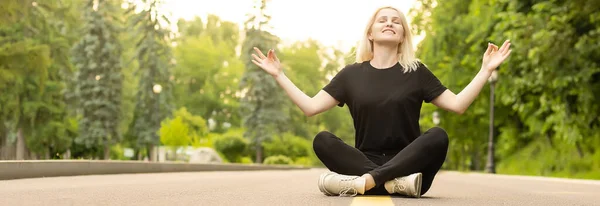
left=313, top=127, right=449, bottom=195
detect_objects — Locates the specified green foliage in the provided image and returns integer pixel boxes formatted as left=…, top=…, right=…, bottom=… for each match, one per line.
left=127, top=0, right=175, bottom=150
left=239, top=156, right=254, bottom=164
left=71, top=0, right=124, bottom=158
left=159, top=116, right=189, bottom=148
left=159, top=107, right=209, bottom=148
left=411, top=0, right=600, bottom=176
left=240, top=0, right=288, bottom=163
left=213, top=128, right=249, bottom=162
left=498, top=139, right=600, bottom=180
left=263, top=132, right=311, bottom=159
left=263, top=155, right=293, bottom=165
left=2, top=0, right=597, bottom=181
left=278, top=40, right=355, bottom=143
left=173, top=15, right=244, bottom=133
left=1, top=0, right=83, bottom=159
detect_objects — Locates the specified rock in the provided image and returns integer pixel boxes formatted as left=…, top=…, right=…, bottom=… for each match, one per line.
left=188, top=147, right=223, bottom=163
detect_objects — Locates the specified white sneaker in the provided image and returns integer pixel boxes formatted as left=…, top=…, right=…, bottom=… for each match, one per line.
left=318, top=172, right=366, bottom=197
left=384, top=173, right=423, bottom=198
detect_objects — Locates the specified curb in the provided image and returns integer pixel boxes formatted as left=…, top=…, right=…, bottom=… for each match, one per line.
left=0, top=160, right=310, bottom=180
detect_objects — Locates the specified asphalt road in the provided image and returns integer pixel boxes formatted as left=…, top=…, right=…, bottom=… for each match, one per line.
left=1, top=168, right=599, bottom=206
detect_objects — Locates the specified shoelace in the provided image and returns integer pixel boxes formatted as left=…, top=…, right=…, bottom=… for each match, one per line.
left=339, top=187, right=358, bottom=197
left=393, top=178, right=407, bottom=193
left=338, top=177, right=359, bottom=197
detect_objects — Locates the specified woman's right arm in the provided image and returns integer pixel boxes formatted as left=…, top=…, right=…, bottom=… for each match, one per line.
left=251, top=47, right=339, bottom=117
left=273, top=73, right=339, bottom=117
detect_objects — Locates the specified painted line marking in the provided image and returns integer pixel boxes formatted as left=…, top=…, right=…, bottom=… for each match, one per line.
left=350, top=196, right=394, bottom=206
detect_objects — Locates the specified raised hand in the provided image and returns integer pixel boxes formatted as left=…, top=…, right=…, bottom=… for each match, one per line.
left=482, top=40, right=512, bottom=72
left=251, top=47, right=282, bottom=77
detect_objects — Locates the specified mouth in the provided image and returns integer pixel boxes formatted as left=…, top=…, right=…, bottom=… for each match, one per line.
left=382, top=29, right=396, bottom=34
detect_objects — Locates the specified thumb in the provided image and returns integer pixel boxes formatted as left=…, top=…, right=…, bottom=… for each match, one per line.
left=273, top=49, right=280, bottom=62
left=485, top=43, right=493, bottom=56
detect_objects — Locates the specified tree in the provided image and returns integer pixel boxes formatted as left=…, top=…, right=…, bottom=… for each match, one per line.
left=71, top=0, right=124, bottom=159
left=173, top=16, right=244, bottom=133
left=126, top=0, right=175, bottom=161
left=1, top=0, right=81, bottom=160
left=159, top=107, right=209, bottom=149
left=239, top=0, right=288, bottom=163
left=277, top=40, right=355, bottom=145
left=410, top=0, right=600, bottom=177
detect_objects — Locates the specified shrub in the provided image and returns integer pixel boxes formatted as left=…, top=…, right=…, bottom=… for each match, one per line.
left=263, top=155, right=293, bottom=165
left=213, top=133, right=248, bottom=162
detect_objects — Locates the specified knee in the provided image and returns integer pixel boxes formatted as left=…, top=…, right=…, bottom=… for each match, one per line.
left=427, top=127, right=449, bottom=149
left=313, top=131, right=336, bottom=153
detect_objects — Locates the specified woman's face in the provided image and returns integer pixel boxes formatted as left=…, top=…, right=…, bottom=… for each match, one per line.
left=369, top=8, right=404, bottom=45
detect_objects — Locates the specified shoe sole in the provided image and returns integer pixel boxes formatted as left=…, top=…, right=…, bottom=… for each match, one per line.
left=318, top=172, right=334, bottom=196
left=414, top=173, right=422, bottom=198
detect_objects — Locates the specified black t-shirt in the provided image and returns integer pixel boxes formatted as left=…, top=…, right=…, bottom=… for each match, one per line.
left=322, top=60, right=447, bottom=154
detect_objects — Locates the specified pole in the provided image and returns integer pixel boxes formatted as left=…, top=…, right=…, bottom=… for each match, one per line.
left=486, top=81, right=496, bottom=173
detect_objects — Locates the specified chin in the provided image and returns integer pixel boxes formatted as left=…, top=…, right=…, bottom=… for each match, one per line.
left=373, top=38, right=401, bottom=45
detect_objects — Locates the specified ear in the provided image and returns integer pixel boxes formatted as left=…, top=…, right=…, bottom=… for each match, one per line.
left=368, top=33, right=373, bottom=41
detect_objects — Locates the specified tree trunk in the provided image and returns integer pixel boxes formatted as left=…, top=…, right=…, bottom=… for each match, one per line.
left=0, top=122, right=5, bottom=148
left=44, top=147, right=50, bottom=159
left=255, top=143, right=262, bottom=164
left=16, top=127, right=25, bottom=160
left=471, top=148, right=479, bottom=171
left=135, top=149, right=141, bottom=160
left=103, top=143, right=110, bottom=160
left=63, top=149, right=71, bottom=159
left=575, top=142, right=584, bottom=158
left=461, top=146, right=466, bottom=171
left=149, top=144, right=156, bottom=162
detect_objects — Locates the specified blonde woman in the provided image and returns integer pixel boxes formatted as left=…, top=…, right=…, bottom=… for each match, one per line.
left=251, top=6, right=511, bottom=197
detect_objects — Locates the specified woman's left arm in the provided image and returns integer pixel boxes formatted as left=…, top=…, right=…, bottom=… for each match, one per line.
left=431, top=40, right=512, bottom=115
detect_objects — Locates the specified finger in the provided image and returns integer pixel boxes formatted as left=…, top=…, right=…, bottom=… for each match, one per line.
left=273, top=49, right=280, bottom=62
left=267, top=49, right=273, bottom=59
left=253, top=47, right=267, bottom=59
left=502, top=42, right=511, bottom=55
left=252, top=54, right=262, bottom=62
left=251, top=59, right=261, bottom=67
left=503, top=49, right=512, bottom=58
left=491, top=44, right=499, bottom=55
left=499, top=40, right=510, bottom=53
left=485, top=43, right=493, bottom=55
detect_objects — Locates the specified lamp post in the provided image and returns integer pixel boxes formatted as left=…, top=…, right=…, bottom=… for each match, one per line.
left=151, top=84, right=162, bottom=162
left=485, top=70, right=498, bottom=173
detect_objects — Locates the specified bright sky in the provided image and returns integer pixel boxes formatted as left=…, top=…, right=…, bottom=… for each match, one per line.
left=161, top=0, right=422, bottom=52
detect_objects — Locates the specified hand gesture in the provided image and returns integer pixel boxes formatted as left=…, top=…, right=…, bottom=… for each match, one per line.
left=251, top=47, right=282, bottom=77
left=482, top=40, right=512, bottom=72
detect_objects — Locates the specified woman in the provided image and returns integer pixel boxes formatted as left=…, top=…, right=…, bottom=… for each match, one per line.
left=251, top=6, right=511, bottom=197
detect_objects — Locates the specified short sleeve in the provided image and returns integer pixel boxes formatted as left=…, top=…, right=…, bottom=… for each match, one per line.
left=419, top=63, right=447, bottom=103
left=322, top=66, right=350, bottom=107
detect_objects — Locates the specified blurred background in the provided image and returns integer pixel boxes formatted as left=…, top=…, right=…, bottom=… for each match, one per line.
left=0, top=0, right=598, bottom=180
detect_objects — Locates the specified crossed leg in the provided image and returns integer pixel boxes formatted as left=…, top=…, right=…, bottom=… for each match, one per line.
left=312, top=127, right=449, bottom=196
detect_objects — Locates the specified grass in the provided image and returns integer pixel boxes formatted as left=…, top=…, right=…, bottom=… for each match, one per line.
left=497, top=139, right=600, bottom=180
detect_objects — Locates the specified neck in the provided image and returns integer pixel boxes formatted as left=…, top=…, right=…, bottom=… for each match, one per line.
left=370, top=43, right=399, bottom=69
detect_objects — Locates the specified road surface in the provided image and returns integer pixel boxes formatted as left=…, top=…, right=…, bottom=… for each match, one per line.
left=1, top=168, right=598, bottom=205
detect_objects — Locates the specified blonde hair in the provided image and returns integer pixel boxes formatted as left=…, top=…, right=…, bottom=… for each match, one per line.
left=355, top=6, right=419, bottom=73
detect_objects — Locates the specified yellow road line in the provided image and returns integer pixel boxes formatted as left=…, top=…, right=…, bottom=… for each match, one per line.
left=350, top=196, right=394, bottom=206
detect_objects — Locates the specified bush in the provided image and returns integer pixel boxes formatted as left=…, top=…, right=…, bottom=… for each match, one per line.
left=293, top=156, right=312, bottom=166
left=239, top=156, right=254, bottom=164
left=263, top=155, right=293, bottom=165
left=213, top=133, right=248, bottom=162
left=263, top=132, right=311, bottom=159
